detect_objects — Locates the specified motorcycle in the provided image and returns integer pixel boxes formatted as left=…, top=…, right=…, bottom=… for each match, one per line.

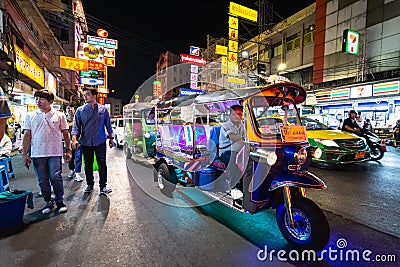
left=357, top=128, right=385, bottom=161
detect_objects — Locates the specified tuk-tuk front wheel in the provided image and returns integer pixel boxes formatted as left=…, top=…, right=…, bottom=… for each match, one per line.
left=157, top=163, right=177, bottom=196
left=276, top=197, right=330, bottom=251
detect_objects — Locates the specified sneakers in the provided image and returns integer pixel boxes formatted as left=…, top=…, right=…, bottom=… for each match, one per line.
left=84, top=185, right=112, bottom=195
left=84, top=185, right=94, bottom=193
left=100, top=187, right=112, bottom=195
left=74, top=173, right=83, bottom=182
left=42, top=201, right=55, bottom=214
left=68, top=170, right=75, bottom=178
left=56, top=202, right=68, bottom=213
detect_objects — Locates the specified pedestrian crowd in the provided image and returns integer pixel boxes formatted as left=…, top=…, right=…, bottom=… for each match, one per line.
left=1, top=87, right=114, bottom=215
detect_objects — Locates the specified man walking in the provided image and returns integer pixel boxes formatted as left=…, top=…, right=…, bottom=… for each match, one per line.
left=66, top=105, right=83, bottom=182
left=71, top=87, right=114, bottom=195
left=22, top=89, right=72, bottom=214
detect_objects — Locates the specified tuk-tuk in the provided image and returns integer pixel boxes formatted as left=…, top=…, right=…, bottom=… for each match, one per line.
left=147, top=80, right=330, bottom=250
left=123, top=102, right=157, bottom=159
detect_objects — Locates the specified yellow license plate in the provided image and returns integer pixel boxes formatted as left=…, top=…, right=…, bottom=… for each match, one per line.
left=355, top=151, right=366, bottom=159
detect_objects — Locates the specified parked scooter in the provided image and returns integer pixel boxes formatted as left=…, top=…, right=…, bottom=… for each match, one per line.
left=357, top=128, right=385, bottom=161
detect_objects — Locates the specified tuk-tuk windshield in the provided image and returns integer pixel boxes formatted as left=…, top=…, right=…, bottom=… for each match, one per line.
left=250, top=96, right=302, bottom=136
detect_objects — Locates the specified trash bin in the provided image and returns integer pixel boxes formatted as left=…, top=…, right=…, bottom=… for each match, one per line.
left=0, top=190, right=33, bottom=229
left=199, top=168, right=216, bottom=191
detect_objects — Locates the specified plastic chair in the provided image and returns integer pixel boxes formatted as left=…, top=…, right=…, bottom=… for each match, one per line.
left=0, top=165, right=9, bottom=192
left=0, top=157, right=15, bottom=180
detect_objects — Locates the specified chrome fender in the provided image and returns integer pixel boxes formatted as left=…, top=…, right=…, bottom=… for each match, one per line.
left=270, top=170, right=327, bottom=191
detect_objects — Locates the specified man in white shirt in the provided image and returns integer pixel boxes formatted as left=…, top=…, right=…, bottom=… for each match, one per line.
left=22, top=89, right=72, bottom=214
left=0, top=133, right=12, bottom=158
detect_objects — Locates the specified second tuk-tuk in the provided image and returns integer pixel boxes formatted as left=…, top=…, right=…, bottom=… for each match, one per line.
left=123, top=102, right=157, bottom=159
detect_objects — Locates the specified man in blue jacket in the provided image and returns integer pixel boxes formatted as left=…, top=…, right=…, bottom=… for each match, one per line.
left=71, top=88, right=114, bottom=195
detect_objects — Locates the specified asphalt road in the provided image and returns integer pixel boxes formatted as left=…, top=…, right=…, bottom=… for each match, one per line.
left=0, top=147, right=399, bottom=266
left=307, top=145, right=400, bottom=239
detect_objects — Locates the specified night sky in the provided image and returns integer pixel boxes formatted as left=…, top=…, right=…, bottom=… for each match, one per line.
left=82, top=0, right=315, bottom=103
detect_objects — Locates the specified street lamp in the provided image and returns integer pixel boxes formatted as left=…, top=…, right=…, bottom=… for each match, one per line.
left=278, top=63, right=286, bottom=71
left=241, top=50, right=249, bottom=59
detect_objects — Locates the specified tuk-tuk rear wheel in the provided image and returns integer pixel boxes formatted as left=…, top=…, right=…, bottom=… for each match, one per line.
left=276, top=196, right=330, bottom=251
left=157, top=163, right=177, bottom=196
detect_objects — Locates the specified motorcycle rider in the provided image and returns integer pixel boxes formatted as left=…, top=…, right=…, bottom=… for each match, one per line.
left=342, top=110, right=361, bottom=134
left=393, top=119, right=400, bottom=147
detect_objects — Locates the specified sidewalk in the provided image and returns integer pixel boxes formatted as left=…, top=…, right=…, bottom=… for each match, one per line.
left=4, top=152, right=74, bottom=220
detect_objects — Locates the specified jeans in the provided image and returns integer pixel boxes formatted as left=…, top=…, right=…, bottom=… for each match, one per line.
left=81, top=142, right=108, bottom=188
left=68, top=145, right=82, bottom=173
left=32, top=156, right=64, bottom=203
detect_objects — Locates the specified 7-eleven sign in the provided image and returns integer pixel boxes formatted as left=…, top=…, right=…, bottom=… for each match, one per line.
left=342, top=29, right=360, bottom=55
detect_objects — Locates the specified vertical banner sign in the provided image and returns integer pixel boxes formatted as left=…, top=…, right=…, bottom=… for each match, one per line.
left=221, top=56, right=228, bottom=74
left=153, top=80, right=161, bottom=98
left=190, top=64, right=199, bottom=89
left=228, top=16, right=238, bottom=75
left=227, top=2, right=258, bottom=76
left=190, top=47, right=200, bottom=89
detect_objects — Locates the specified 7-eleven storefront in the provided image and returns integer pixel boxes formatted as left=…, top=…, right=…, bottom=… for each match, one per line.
left=309, top=80, right=400, bottom=129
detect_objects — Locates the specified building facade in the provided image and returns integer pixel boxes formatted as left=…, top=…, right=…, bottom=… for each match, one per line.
left=0, top=0, right=90, bottom=149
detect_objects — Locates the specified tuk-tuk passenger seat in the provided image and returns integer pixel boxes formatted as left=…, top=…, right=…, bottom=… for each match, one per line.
left=208, top=126, right=226, bottom=169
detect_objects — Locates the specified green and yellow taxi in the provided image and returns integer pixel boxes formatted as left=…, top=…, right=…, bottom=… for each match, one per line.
left=301, top=117, right=371, bottom=166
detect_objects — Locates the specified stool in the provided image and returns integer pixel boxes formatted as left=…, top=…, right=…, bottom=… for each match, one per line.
left=0, top=165, right=9, bottom=192
left=0, top=157, right=15, bottom=179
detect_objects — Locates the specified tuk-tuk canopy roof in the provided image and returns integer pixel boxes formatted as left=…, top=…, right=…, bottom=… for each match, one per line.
left=123, top=102, right=154, bottom=111
left=156, top=82, right=306, bottom=109
left=156, top=94, right=197, bottom=109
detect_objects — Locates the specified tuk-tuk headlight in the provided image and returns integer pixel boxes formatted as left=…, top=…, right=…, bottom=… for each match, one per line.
left=144, top=132, right=150, bottom=138
left=257, top=149, right=277, bottom=166
left=295, top=147, right=308, bottom=165
left=266, top=151, right=277, bottom=166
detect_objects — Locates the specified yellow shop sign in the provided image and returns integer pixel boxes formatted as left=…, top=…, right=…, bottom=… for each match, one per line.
left=229, top=2, right=258, bottom=22
left=14, top=44, right=44, bottom=87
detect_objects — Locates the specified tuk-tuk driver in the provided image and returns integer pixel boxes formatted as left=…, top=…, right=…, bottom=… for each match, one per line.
left=218, top=105, right=244, bottom=193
